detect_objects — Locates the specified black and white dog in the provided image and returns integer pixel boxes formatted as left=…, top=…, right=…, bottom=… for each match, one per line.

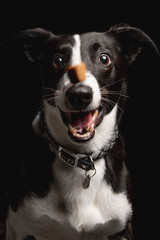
left=5, top=24, right=159, bottom=240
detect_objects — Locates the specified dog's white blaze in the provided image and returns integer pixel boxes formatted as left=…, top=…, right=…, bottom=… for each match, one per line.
left=56, top=34, right=101, bottom=113
left=83, top=71, right=101, bottom=110
left=71, top=34, right=82, bottom=66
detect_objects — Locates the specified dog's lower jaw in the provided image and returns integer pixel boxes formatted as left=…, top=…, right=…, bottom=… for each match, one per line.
left=36, top=102, right=118, bottom=156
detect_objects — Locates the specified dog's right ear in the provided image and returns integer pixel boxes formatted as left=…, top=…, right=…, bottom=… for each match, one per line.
left=19, top=28, right=52, bottom=62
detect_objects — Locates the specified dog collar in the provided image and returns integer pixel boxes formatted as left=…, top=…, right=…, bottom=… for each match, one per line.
left=39, top=111, right=117, bottom=172
left=49, top=137, right=110, bottom=172
left=58, top=146, right=95, bottom=171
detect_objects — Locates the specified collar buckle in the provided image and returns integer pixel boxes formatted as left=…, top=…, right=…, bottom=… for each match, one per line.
left=58, top=146, right=95, bottom=171
left=58, top=146, right=79, bottom=167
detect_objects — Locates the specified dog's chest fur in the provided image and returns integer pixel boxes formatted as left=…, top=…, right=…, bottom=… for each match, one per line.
left=8, top=154, right=131, bottom=240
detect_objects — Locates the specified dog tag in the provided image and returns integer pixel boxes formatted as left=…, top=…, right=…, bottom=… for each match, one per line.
left=82, top=175, right=91, bottom=189
left=82, top=168, right=96, bottom=189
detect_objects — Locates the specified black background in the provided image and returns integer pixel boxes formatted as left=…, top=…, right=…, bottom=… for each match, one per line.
left=0, top=3, right=159, bottom=240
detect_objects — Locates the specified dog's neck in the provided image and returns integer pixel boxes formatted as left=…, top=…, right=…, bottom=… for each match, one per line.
left=31, top=111, right=117, bottom=181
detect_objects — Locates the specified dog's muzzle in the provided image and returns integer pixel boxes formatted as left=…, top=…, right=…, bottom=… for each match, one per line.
left=59, top=62, right=103, bottom=142
left=66, top=62, right=93, bottom=110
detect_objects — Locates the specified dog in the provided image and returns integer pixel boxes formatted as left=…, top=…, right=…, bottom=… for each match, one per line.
left=4, top=24, right=159, bottom=240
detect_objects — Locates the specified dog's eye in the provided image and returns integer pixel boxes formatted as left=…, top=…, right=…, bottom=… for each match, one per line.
left=52, top=55, right=64, bottom=70
left=99, top=53, right=111, bottom=67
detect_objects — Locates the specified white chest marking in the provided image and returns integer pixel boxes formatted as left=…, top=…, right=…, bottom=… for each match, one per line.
left=7, top=157, right=132, bottom=240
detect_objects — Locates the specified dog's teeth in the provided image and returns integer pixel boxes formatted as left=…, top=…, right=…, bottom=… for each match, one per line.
left=89, top=123, right=94, bottom=133
left=69, top=124, right=76, bottom=134
left=76, top=132, right=90, bottom=138
left=92, top=110, right=99, bottom=121
left=71, top=130, right=91, bottom=139
left=68, top=110, right=98, bottom=139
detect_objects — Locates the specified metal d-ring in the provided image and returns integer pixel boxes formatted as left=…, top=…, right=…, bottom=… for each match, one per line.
left=85, top=167, right=97, bottom=178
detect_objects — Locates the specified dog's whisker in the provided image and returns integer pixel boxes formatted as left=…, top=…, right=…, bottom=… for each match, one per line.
left=108, top=99, right=124, bottom=114
left=99, top=79, right=124, bottom=89
left=43, top=93, right=55, bottom=97
left=100, top=101, right=110, bottom=114
left=100, top=87, right=130, bottom=99
left=106, top=79, right=125, bottom=88
left=100, top=97, right=115, bottom=109
left=39, top=99, right=48, bottom=110
left=39, top=97, right=55, bottom=110
left=105, top=91, right=130, bottom=99
left=43, top=93, right=60, bottom=101
left=42, top=87, right=57, bottom=92
left=100, top=88, right=108, bottom=93
left=42, top=99, right=55, bottom=112
left=101, top=97, right=124, bottom=114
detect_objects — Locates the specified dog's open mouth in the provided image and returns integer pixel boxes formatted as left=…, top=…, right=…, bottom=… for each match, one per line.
left=67, top=109, right=98, bottom=140
left=61, top=108, right=102, bottom=142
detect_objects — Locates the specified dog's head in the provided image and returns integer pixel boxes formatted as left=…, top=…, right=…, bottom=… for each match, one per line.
left=20, top=24, right=158, bottom=152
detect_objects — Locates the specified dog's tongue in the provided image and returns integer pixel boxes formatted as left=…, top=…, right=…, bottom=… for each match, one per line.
left=68, top=111, right=93, bottom=129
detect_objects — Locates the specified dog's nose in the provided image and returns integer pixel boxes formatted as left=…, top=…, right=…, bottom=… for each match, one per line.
left=66, top=85, right=93, bottom=109
left=67, top=62, right=86, bottom=84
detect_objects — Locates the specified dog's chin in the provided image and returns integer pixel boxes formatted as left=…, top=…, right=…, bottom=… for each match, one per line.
left=60, top=106, right=103, bottom=143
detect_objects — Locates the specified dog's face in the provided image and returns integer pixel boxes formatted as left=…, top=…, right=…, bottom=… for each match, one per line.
left=21, top=25, right=158, bottom=148
left=39, top=32, right=126, bottom=143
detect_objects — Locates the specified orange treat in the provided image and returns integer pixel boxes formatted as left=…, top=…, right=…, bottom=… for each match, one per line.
left=67, top=62, right=86, bottom=84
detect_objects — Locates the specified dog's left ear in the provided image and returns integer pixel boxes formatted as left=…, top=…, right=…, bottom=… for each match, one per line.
left=19, top=28, right=53, bottom=62
left=108, top=24, right=159, bottom=64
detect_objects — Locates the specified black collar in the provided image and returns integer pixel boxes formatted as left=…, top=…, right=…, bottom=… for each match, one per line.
left=39, top=111, right=117, bottom=172
left=53, top=144, right=109, bottom=171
